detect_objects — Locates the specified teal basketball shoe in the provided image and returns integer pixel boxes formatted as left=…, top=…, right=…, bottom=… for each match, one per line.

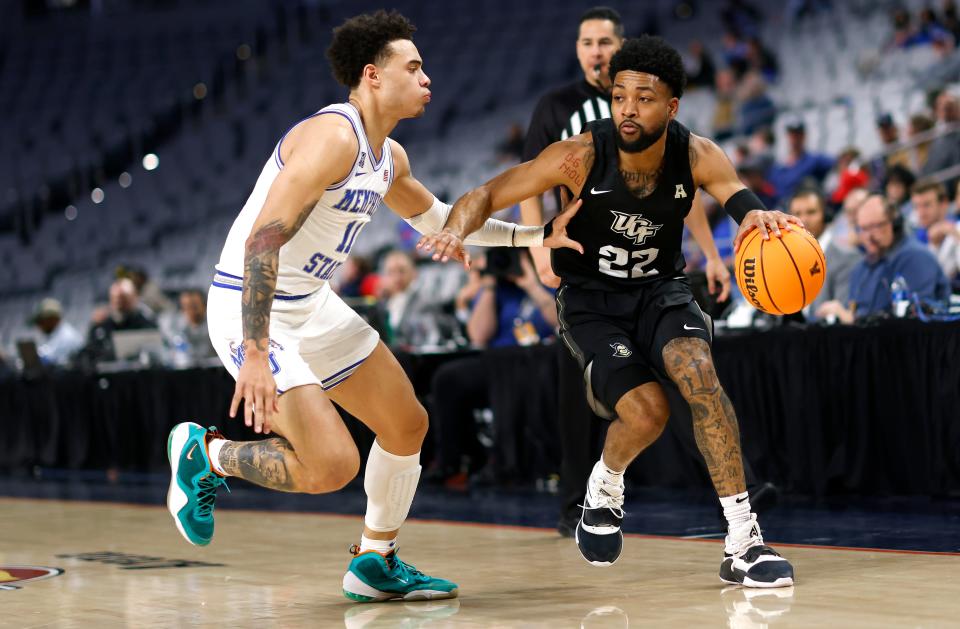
left=342, top=546, right=459, bottom=602
left=167, top=422, right=229, bottom=546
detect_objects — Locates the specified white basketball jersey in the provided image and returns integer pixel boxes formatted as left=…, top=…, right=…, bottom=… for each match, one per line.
left=216, top=103, right=394, bottom=297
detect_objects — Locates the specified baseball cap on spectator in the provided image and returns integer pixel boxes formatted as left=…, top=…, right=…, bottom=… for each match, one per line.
left=784, top=116, right=805, bottom=133
left=876, top=113, right=895, bottom=128
left=29, top=298, right=63, bottom=324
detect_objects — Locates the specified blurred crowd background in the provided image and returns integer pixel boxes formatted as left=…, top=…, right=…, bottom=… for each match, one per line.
left=3, top=0, right=960, bottom=489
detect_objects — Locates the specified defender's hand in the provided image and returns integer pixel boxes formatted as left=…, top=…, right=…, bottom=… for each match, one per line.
left=543, top=198, right=584, bottom=254
left=733, top=210, right=804, bottom=253
left=705, top=257, right=731, bottom=303
left=229, top=347, right=280, bottom=435
left=417, top=230, right=472, bottom=269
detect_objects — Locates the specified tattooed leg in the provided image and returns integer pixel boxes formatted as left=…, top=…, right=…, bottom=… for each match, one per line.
left=662, top=337, right=747, bottom=497
left=218, top=433, right=359, bottom=494
left=218, top=438, right=299, bottom=491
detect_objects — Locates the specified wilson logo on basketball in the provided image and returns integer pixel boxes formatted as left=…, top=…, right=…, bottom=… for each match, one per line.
left=810, top=261, right=821, bottom=276
left=0, top=566, right=63, bottom=590
left=741, top=258, right=763, bottom=309
left=609, top=211, right=662, bottom=246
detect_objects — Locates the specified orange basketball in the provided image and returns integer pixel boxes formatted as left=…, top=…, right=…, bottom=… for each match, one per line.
left=735, top=228, right=826, bottom=315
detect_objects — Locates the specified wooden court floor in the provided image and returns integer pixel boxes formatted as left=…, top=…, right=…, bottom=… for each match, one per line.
left=2, top=498, right=958, bottom=628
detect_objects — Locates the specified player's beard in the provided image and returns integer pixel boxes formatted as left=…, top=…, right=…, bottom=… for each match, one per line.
left=616, top=119, right=667, bottom=153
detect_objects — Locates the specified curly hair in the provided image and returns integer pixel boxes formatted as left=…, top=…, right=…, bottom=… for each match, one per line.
left=326, top=11, right=417, bottom=88
left=608, top=35, right=687, bottom=98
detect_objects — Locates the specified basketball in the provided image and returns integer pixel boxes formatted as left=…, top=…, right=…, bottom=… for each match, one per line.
left=735, top=228, right=826, bottom=315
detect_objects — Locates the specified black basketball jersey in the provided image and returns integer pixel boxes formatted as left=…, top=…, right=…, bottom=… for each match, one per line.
left=552, top=118, right=695, bottom=290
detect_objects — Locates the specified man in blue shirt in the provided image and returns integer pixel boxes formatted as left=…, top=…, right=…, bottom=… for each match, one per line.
left=817, top=195, right=949, bottom=322
left=767, top=120, right=835, bottom=206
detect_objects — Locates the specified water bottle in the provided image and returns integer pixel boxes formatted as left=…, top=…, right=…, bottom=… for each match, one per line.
left=890, top=275, right=910, bottom=318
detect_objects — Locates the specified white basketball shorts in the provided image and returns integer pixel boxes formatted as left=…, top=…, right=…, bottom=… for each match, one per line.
left=206, top=269, right=380, bottom=393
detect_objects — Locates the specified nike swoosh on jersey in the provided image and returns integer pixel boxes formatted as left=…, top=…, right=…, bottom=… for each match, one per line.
left=683, top=324, right=704, bottom=331
left=590, top=187, right=612, bottom=194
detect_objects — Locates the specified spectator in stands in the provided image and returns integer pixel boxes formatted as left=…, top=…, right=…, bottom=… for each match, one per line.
left=911, top=180, right=960, bottom=283
left=378, top=249, right=449, bottom=348
left=872, top=113, right=911, bottom=183
left=747, top=126, right=776, bottom=174
left=825, top=186, right=870, bottom=253
left=884, top=164, right=917, bottom=215
left=167, top=289, right=216, bottom=363
left=826, top=147, right=871, bottom=207
left=788, top=189, right=863, bottom=319
left=816, top=195, right=949, bottom=322
left=941, top=0, right=960, bottom=42
left=334, top=256, right=378, bottom=298
left=736, top=70, right=776, bottom=135
left=921, top=92, right=960, bottom=186
left=83, top=278, right=157, bottom=362
left=737, top=155, right=778, bottom=211
left=427, top=250, right=556, bottom=488
left=712, top=68, right=738, bottom=140
left=721, top=30, right=750, bottom=78
left=907, top=113, right=935, bottom=171
left=685, top=40, right=716, bottom=89
left=767, top=118, right=835, bottom=204
left=745, top=36, right=779, bottom=83
left=30, top=298, right=83, bottom=367
left=118, top=265, right=175, bottom=316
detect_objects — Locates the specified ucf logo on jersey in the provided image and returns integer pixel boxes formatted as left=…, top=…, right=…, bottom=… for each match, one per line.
left=609, top=211, right=663, bottom=246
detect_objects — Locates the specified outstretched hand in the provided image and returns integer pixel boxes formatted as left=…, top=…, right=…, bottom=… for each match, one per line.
left=543, top=198, right=584, bottom=254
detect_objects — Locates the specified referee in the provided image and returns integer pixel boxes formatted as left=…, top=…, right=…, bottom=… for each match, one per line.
left=519, top=6, right=624, bottom=537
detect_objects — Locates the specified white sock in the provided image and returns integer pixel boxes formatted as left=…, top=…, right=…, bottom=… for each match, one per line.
left=719, top=491, right=752, bottom=535
left=208, top=438, right=228, bottom=475
left=359, top=534, right=397, bottom=555
left=588, top=456, right=624, bottom=504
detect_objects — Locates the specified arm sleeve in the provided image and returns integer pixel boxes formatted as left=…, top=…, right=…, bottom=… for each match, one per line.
left=404, top=197, right=544, bottom=247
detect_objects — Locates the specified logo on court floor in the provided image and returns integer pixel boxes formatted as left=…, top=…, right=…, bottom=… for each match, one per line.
left=0, top=566, right=63, bottom=590
left=610, top=342, right=633, bottom=358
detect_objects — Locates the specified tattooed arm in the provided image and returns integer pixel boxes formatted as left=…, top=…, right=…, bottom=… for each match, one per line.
left=662, top=336, right=747, bottom=497
left=417, top=135, right=595, bottom=262
left=228, top=115, right=359, bottom=434
left=690, top=133, right=802, bottom=252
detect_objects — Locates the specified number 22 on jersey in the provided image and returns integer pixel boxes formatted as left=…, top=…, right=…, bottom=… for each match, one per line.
left=598, top=245, right=660, bottom=279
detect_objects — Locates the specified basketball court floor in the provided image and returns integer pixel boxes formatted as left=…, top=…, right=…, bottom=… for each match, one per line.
left=2, top=476, right=959, bottom=627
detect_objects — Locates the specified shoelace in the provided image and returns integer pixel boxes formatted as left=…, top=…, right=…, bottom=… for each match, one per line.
left=195, top=472, right=229, bottom=520
left=582, top=477, right=625, bottom=519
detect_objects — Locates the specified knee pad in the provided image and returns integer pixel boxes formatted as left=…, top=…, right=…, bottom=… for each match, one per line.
left=363, top=440, right=421, bottom=532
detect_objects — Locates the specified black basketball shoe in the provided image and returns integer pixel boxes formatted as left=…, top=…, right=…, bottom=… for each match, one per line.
left=719, top=514, right=795, bottom=588
left=575, top=473, right=624, bottom=566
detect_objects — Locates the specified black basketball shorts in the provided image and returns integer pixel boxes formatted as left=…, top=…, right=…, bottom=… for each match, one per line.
left=556, top=277, right=712, bottom=419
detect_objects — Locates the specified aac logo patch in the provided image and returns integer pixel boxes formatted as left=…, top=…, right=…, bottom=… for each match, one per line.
left=0, top=566, right=63, bottom=590
left=610, top=342, right=633, bottom=358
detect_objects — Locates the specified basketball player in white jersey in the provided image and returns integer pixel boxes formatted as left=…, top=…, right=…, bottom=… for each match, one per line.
left=164, top=10, right=581, bottom=603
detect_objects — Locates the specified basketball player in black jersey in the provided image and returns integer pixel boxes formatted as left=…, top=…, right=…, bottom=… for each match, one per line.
left=419, top=36, right=799, bottom=587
